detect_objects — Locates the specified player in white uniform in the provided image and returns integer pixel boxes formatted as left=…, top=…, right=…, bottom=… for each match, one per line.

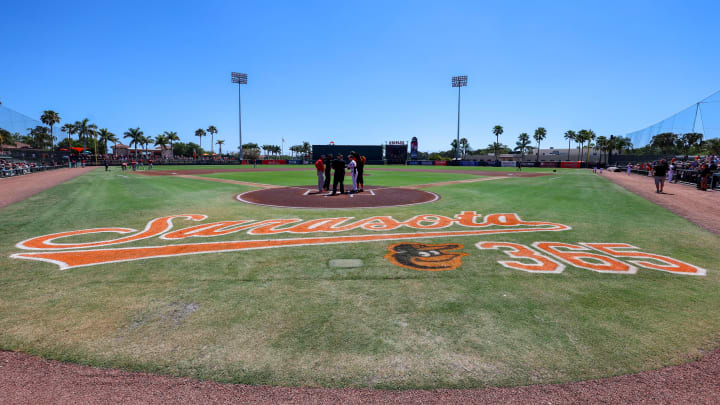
left=347, top=154, right=358, bottom=193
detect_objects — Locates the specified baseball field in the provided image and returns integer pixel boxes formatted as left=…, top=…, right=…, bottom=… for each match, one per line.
left=1, top=165, right=718, bottom=390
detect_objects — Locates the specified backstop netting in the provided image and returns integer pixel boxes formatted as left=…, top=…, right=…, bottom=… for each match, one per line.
left=625, top=90, right=720, bottom=146
left=0, top=105, right=42, bottom=136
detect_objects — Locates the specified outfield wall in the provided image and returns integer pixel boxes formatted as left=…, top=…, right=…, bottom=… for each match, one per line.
left=312, top=145, right=383, bottom=163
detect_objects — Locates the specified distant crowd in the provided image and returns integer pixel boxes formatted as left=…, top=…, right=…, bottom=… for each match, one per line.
left=624, top=155, right=719, bottom=191
left=1, top=158, right=65, bottom=178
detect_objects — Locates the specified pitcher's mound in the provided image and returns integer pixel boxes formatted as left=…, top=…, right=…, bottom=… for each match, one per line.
left=236, top=186, right=439, bottom=209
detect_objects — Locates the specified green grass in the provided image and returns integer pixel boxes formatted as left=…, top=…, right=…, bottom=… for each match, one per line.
left=199, top=168, right=482, bottom=187
left=0, top=167, right=718, bottom=389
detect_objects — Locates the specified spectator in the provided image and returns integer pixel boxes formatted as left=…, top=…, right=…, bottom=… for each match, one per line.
left=653, top=159, right=669, bottom=193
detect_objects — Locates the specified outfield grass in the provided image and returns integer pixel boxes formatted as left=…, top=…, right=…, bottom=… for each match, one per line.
left=0, top=168, right=718, bottom=388
left=199, top=168, right=483, bottom=187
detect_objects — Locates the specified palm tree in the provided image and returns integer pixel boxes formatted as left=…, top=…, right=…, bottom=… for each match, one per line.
left=61, top=123, right=76, bottom=152
left=585, top=129, right=596, bottom=164
left=154, top=134, right=168, bottom=159
left=123, top=127, right=144, bottom=159
left=460, top=137, right=470, bottom=158
left=450, top=139, right=459, bottom=158
left=206, top=125, right=218, bottom=154
left=164, top=131, right=179, bottom=155
left=143, top=136, right=154, bottom=159
left=40, top=110, right=61, bottom=151
left=492, top=125, right=503, bottom=160
left=216, top=139, right=225, bottom=155
left=98, top=128, right=115, bottom=155
left=88, top=123, right=98, bottom=161
left=595, top=136, right=608, bottom=164
left=195, top=129, right=206, bottom=155
left=515, top=132, right=531, bottom=162
left=108, top=133, right=119, bottom=156
left=564, top=130, right=576, bottom=160
left=302, top=141, right=312, bottom=157
left=74, top=119, right=91, bottom=155
left=533, top=127, right=547, bottom=162
left=576, top=129, right=588, bottom=162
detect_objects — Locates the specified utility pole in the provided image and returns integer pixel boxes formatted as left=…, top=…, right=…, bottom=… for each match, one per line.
left=231, top=72, right=248, bottom=160
left=451, top=75, right=468, bottom=160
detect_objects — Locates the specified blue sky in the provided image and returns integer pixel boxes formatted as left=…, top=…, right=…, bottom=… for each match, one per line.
left=2, top=0, right=719, bottom=153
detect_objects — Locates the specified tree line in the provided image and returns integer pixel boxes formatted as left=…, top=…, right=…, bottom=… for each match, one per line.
left=0, top=108, right=234, bottom=158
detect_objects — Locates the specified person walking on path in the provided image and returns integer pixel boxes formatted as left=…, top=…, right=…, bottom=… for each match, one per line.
left=627, top=163, right=632, bottom=175
left=653, top=159, right=669, bottom=193
left=314, top=155, right=325, bottom=193
left=330, top=154, right=346, bottom=195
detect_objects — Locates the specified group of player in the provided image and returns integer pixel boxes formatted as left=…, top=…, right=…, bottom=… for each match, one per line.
left=314, top=152, right=365, bottom=195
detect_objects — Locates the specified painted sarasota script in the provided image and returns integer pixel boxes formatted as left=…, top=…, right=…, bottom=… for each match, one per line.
left=12, top=212, right=570, bottom=269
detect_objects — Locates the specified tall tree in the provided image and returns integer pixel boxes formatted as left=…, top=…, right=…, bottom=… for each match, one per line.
left=595, top=136, right=608, bottom=164
left=88, top=123, right=98, bottom=160
left=680, top=132, right=703, bottom=158
left=216, top=139, right=224, bottom=155
left=164, top=131, right=179, bottom=153
left=564, top=130, right=576, bottom=160
left=98, top=128, right=115, bottom=155
left=143, top=135, right=154, bottom=159
left=61, top=123, right=76, bottom=152
left=40, top=110, right=61, bottom=151
left=108, top=133, right=119, bottom=155
left=450, top=139, right=459, bottom=158
left=515, top=132, right=531, bottom=162
left=27, top=126, right=50, bottom=149
left=576, top=129, right=588, bottom=161
left=533, top=127, right=547, bottom=162
left=123, top=127, right=144, bottom=159
left=703, top=138, right=720, bottom=155
left=492, top=125, right=503, bottom=160
left=460, top=137, right=470, bottom=158
left=154, top=134, right=168, bottom=157
left=585, top=129, right=596, bottom=164
left=206, top=125, right=218, bottom=154
left=195, top=128, right=206, bottom=154
left=75, top=119, right=91, bottom=154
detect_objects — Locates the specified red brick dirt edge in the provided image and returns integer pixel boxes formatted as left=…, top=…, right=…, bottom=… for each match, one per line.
left=603, top=170, right=720, bottom=235
left=0, top=167, right=97, bottom=209
left=1, top=348, right=719, bottom=404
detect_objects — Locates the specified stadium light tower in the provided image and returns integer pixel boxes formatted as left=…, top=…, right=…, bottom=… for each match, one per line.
left=231, top=72, right=248, bottom=159
left=452, top=75, right=468, bottom=160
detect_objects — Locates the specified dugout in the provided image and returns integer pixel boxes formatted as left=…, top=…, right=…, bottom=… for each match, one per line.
left=312, top=145, right=384, bottom=164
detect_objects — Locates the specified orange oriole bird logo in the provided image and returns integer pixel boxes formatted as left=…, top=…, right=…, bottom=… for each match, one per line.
left=385, top=243, right=467, bottom=271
